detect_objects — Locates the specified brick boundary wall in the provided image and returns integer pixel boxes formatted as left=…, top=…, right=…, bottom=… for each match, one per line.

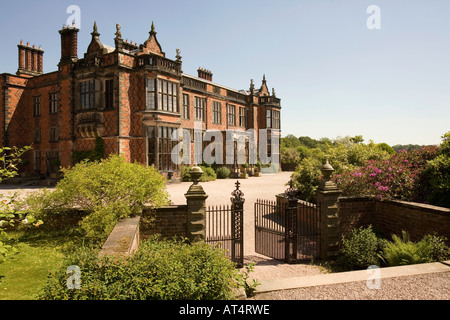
left=374, top=199, right=450, bottom=242
left=141, top=205, right=188, bottom=240
left=338, top=197, right=375, bottom=239
left=338, top=197, right=450, bottom=243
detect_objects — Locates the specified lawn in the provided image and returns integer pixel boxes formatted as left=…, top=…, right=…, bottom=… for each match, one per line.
left=0, top=227, right=82, bottom=300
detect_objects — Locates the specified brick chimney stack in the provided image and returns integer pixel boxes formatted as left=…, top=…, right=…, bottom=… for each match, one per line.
left=17, top=41, right=44, bottom=77
left=59, top=24, right=79, bottom=65
left=198, top=67, right=213, bottom=81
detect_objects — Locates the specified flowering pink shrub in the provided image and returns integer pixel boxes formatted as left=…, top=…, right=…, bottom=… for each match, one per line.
left=334, top=146, right=438, bottom=200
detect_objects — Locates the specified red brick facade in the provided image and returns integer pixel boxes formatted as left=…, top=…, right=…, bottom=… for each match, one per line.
left=0, top=22, right=281, bottom=179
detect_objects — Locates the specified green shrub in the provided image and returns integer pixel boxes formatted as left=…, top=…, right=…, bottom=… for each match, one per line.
left=234, top=261, right=260, bottom=297
left=421, top=234, right=450, bottom=262
left=338, top=227, right=450, bottom=269
left=200, top=166, right=217, bottom=182
left=181, top=165, right=191, bottom=182
left=382, top=231, right=450, bottom=266
left=20, top=155, right=169, bottom=241
left=338, top=225, right=383, bottom=270
left=39, top=236, right=240, bottom=300
left=216, top=166, right=231, bottom=179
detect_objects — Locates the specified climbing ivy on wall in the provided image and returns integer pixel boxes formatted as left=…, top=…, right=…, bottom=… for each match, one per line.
left=72, top=136, right=106, bottom=164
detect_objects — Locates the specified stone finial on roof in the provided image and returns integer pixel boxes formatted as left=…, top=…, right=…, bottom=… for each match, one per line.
left=92, top=21, right=100, bottom=37
left=115, top=23, right=122, bottom=39
left=150, top=21, right=157, bottom=36
left=250, top=79, right=255, bottom=94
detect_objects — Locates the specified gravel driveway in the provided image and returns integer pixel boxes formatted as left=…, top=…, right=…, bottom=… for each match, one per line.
left=251, top=272, right=450, bottom=300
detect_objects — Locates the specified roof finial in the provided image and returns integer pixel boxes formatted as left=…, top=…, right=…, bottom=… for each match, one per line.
left=150, top=21, right=157, bottom=36
left=115, top=23, right=122, bottom=39
left=92, top=21, right=100, bottom=37
left=262, top=74, right=266, bottom=84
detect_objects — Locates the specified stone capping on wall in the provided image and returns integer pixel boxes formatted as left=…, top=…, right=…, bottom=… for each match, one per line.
left=99, top=215, right=141, bottom=258
left=338, top=196, right=374, bottom=203
left=381, top=198, right=450, bottom=216
left=339, top=195, right=449, bottom=210
left=338, top=196, right=450, bottom=217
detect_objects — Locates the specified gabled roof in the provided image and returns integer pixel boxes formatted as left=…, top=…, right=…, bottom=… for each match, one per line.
left=258, top=74, right=270, bottom=96
left=140, top=22, right=165, bottom=57
left=86, top=22, right=114, bottom=56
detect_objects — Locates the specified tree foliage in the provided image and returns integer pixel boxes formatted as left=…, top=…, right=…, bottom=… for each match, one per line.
left=335, top=146, right=438, bottom=200
left=283, top=132, right=449, bottom=208
left=0, top=145, right=32, bottom=262
left=284, top=135, right=392, bottom=202
left=0, top=146, right=31, bottom=182
left=415, top=132, right=450, bottom=208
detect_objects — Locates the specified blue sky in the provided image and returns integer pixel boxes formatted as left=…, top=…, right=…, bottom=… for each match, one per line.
left=1, top=0, right=449, bottom=146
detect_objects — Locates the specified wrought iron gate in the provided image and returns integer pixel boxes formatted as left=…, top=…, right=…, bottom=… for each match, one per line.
left=205, top=181, right=244, bottom=268
left=254, top=181, right=321, bottom=263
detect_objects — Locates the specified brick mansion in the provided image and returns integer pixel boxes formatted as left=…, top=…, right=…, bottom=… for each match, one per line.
left=0, top=22, right=281, bottom=179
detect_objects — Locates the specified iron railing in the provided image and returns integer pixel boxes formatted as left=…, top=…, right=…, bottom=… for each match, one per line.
left=254, top=180, right=321, bottom=264
left=205, top=181, right=244, bottom=268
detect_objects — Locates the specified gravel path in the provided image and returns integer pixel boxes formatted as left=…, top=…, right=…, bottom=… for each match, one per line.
left=251, top=272, right=450, bottom=300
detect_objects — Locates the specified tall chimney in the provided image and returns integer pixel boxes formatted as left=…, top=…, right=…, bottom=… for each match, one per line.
left=37, top=46, right=44, bottom=73
left=25, top=43, right=32, bottom=71
left=59, top=25, right=79, bottom=64
left=17, top=41, right=26, bottom=72
left=17, top=41, right=44, bottom=76
left=32, top=45, right=38, bottom=72
left=197, top=67, right=213, bottom=81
